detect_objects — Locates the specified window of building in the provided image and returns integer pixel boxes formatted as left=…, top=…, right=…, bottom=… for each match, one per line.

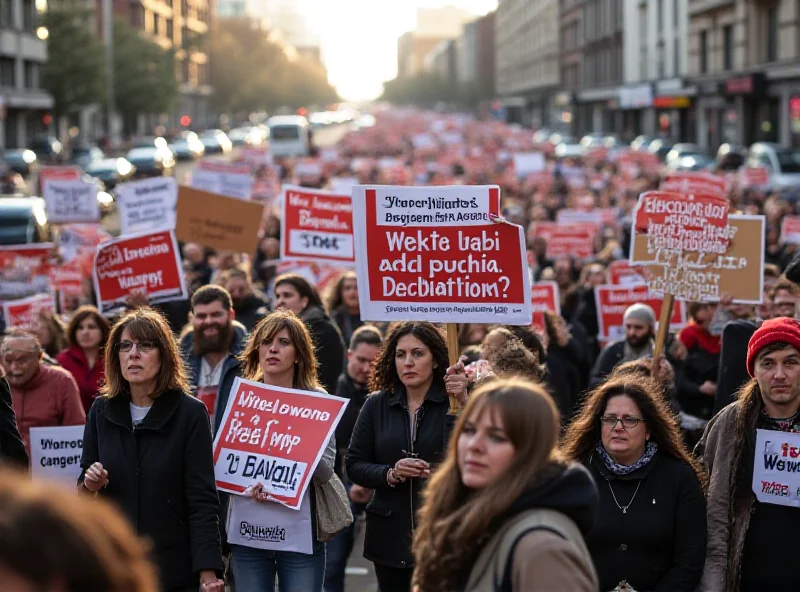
left=657, top=0, right=663, bottom=34
left=153, top=15, right=160, bottom=36
left=673, top=0, right=679, bottom=28
left=22, top=0, right=35, bottom=30
left=674, top=37, right=680, bottom=75
left=166, top=18, right=173, bottom=39
left=24, top=60, right=38, bottom=88
left=700, top=30, right=708, bottom=74
left=767, top=5, right=778, bottom=62
left=131, top=4, right=144, bottom=27
left=0, top=0, right=12, bottom=28
left=0, top=57, right=15, bottom=87
left=723, top=24, right=733, bottom=70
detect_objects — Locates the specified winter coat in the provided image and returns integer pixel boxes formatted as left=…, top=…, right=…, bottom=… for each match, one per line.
left=79, top=390, right=223, bottom=591
left=300, top=305, right=346, bottom=395
left=463, top=463, right=599, bottom=592
left=330, top=307, right=363, bottom=347
left=10, top=364, right=86, bottom=452
left=56, top=345, right=105, bottom=414
left=232, top=291, right=270, bottom=332
left=590, top=337, right=685, bottom=390
left=714, top=320, right=758, bottom=416
left=0, top=376, right=28, bottom=466
left=346, top=383, right=455, bottom=569
left=333, top=371, right=369, bottom=479
left=586, top=452, right=707, bottom=592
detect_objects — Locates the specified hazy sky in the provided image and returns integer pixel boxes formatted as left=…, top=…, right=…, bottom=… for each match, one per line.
left=306, top=0, right=498, bottom=101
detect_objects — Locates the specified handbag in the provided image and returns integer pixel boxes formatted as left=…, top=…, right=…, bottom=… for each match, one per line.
left=314, top=473, right=353, bottom=542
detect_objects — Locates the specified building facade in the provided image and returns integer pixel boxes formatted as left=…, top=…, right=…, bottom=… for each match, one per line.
left=0, top=0, right=53, bottom=149
left=495, top=0, right=560, bottom=127
left=557, top=0, right=582, bottom=134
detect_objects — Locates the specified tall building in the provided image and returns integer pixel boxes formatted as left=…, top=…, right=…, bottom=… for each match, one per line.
left=557, top=0, right=582, bottom=133
left=0, top=0, right=53, bottom=149
left=689, top=0, right=800, bottom=150
left=495, top=0, right=560, bottom=127
left=457, top=11, right=495, bottom=97
left=397, top=5, right=475, bottom=79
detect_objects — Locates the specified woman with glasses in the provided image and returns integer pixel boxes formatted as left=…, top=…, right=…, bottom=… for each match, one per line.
left=561, top=374, right=707, bottom=592
left=79, top=308, right=225, bottom=592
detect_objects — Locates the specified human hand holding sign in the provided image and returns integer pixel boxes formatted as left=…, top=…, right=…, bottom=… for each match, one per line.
left=83, top=462, right=109, bottom=492
left=445, top=355, right=469, bottom=406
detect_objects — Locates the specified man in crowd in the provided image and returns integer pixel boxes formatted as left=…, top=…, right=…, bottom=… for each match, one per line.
left=590, top=303, right=658, bottom=387
left=1, top=330, right=85, bottom=453
left=220, top=268, right=270, bottom=332
left=698, top=317, right=800, bottom=591
left=180, top=285, right=247, bottom=418
left=324, top=325, right=383, bottom=592
left=0, top=371, right=28, bottom=466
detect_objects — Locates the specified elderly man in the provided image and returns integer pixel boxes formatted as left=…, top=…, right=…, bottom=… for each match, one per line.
left=590, top=303, right=659, bottom=387
left=1, top=330, right=85, bottom=452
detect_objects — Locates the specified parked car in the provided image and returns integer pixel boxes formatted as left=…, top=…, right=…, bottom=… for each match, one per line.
left=0, top=197, right=50, bottom=245
left=555, top=137, right=584, bottom=159
left=29, top=135, right=64, bottom=162
left=716, top=143, right=747, bottom=171
left=746, top=142, right=800, bottom=188
left=228, top=126, right=263, bottom=146
left=668, top=154, right=716, bottom=172
left=579, top=133, right=606, bottom=149
left=199, top=129, right=233, bottom=154
left=631, top=135, right=656, bottom=151
left=124, top=147, right=175, bottom=178
left=84, top=157, right=136, bottom=189
left=69, top=145, right=105, bottom=169
left=4, top=149, right=37, bottom=176
left=665, top=143, right=702, bottom=167
left=168, top=131, right=205, bottom=161
left=647, top=138, right=674, bottom=161
left=532, top=128, right=552, bottom=144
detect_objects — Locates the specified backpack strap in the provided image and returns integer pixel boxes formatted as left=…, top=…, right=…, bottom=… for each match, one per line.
left=498, top=525, right=567, bottom=592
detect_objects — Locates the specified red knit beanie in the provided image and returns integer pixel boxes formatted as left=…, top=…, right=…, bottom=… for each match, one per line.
left=746, top=317, right=800, bottom=377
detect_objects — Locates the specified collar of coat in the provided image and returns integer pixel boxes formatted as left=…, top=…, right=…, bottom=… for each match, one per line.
left=386, top=383, right=447, bottom=408
left=105, top=388, right=185, bottom=431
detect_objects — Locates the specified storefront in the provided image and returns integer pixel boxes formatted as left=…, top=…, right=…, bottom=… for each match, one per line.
left=653, top=78, right=695, bottom=143
left=552, top=92, right=575, bottom=135
left=575, top=86, right=621, bottom=137
left=724, top=73, right=778, bottom=145
left=619, top=83, right=654, bottom=140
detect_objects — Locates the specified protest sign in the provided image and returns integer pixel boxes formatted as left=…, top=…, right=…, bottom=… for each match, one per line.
left=1, top=293, right=56, bottom=329
left=556, top=208, right=616, bottom=227
left=0, top=243, right=54, bottom=300
left=608, top=260, right=645, bottom=286
left=531, top=281, right=560, bottom=330
left=212, top=378, right=349, bottom=509
left=227, top=492, right=313, bottom=553
left=594, top=284, right=686, bottom=341
left=240, top=147, right=273, bottom=167
left=116, top=177, right=177, bottom=234
left=781, top=216, right=800, bottom=245
left=50, top=262, right=85, bottom=310
left=513, top=152, right=545, bottom=177
left=175, top=186, right=265, bottom=254
left=280, top=185, right=354, bottom=264
left=352, top=185, right=532, bottom=325
left=531, top=222, right=596, bottom=259
left=329, top=177, right=358, bottom=195
left=42, top=179, right=99, bottom=224
left=93, top=230, right=187, bottom=315
left=753, top=429, right=800, bottom=508
left=741, top=166, right=770, bottom=188
left=29, top=425, right=84, bottom=486
left=192, top=161, right=254, bottom=199
left=37, top=165, right=82, bottom=194
left=661, top=173, right=726, bottom=198
left=294, top=160, right=323, bottom=180
left=59, top=224, right=111, bottom=275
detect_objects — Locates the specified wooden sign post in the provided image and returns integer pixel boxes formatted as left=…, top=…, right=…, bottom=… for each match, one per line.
left=446, top=323, right=460, bottom=414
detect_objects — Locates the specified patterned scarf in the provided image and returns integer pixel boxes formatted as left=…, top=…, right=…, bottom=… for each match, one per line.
left=595, top=441, right=658, bottom=476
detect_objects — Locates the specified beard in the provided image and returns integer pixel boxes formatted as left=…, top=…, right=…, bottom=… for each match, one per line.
left=194, top=321, right=234, bottom=356
left=626, top=332, right=651, bottom=349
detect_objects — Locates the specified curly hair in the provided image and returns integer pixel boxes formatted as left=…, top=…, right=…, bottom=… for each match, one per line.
left=561, top=374, right=705, bottom=488
left=486, top=339, right=545, bottom=383
left=368, top=321, right=448, bottom=394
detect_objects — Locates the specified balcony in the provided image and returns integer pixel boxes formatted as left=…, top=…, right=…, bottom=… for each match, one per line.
left=688, top=0, right=735, bottom=16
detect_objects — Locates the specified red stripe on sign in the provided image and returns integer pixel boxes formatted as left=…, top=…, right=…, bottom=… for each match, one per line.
left=364, top=188, right=377, bottom=302
left=489, top=186, right=500, bottom=215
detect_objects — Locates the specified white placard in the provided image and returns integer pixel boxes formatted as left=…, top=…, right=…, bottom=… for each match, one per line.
left=513, top=152, right=545, bottom=176
left=227, top=491, right=313, bottom=554
left=116, top=177, right=177, bottom=234
left=191, top=162, right=253, bottom=200
left=29, top=425, right=84, bottom=486
left=43, top=179, right=100, bottom=223
left=753, top=429, right=800, bottom=508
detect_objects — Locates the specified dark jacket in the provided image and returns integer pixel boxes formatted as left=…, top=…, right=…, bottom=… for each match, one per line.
left=334, top=372, right=369, bottom=479
left=714, top=320, right=758, bottom=416
left=585, top=452, right=707, bottom=592
left=300, top=305, right=346, bottom=395
left=233, top=291, right=270, bottom=332
left=0, top=376, right=28, bottom=467
left=590, top=337, right=684, bottom=389
left=330, top=307, right=363, bottom=347
left=346, top=384, right=455, bottom=569
left=180, top=321, right=248, bottom=396
left=79, top=391, right=223, bottom=591
left=56, top=345, right=105, bottom=414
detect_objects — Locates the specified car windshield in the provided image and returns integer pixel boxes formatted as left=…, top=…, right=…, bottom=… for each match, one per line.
left=126, top=148, right=155, bottom=160
left=775, top=150, right=800, bottom=173
left=270, top=126, right=301, bottom=140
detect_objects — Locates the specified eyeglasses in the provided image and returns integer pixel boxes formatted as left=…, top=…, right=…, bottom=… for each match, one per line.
left=600, top=415, right=645, bottom=430
left=118, top=340, right=157, bottom=353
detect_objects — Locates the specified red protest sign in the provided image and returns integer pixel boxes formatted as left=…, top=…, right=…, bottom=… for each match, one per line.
left=608, top=260, right=645, bottom=285
left=594, top=284, right=686, bottom=341
left=280, top=185, right=354, bottom=264
left=740, top=166, right=770, bottom=187
left=352, top=185, right=532, bottom=325
left=782, top=216, right=800, bottom=245
left=93, top=230, right=187, bottom=315
left=1, top=293, right=56, bottom=330
left=662, top=173, right=726, bottom=198
left=0, top=243, right=55, bottom=300
left=531, top=222, right=596, bottom=259
left=531, top=281, right=560, bottom=331
left=212, top=378, right=348, bottom=509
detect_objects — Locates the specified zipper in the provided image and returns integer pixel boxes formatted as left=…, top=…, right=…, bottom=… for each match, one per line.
left=404, top=406, right=422, bottom=533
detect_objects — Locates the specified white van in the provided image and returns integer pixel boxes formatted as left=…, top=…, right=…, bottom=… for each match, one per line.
left=267, top=115, right=311, bottom=158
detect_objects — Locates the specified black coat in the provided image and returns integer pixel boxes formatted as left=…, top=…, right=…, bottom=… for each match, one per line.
left=714, top=319, right=758, bottom=415
left=334, top=372, right=369, bottom=479
left=233, top=291, right=270, bottom=332
left=79, top=390, right=223, bottom=591
left=346, top=384, right=455, bottom=569
left=0, top=376, right=28, bottom=467
left=330, top=307, right=363, bottom=347
left=585, top=453, right=707, bottom=592
left=301, top=305, right=346, bottom=394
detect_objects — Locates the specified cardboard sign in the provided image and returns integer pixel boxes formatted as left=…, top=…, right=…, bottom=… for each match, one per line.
left=531, top=222, right=596, bottom=259
left=192, top=161, right=254, bottom=200
left=212, top=378, right=348, bottom=509
left=741, top=167, right=770, bottom=188
left=175, top=186, right=265, bottom=255
left=594, top=284, right=686, bottom=340
left=93, top=230, right=187, bottom=315
left=632, top=215, right=765, bottom=303
left=531, top=281, right=560, bottom=330
left=352, top=185, right=532, bottom=325
left=608, top=260, right=645, bottom=286
left=661, top=173, right=726, bottom=198
left=29, top=425, right=84, bottom=486
left=1, top=293, right=56, bottom=329
left=116, top=177, right=177, bottom=235
left=43, top=179, right=99, bottom=224
left=513, top=152, right=545, bottom=177
left=0, top=243, right=54, bottom=300
left=753, top=429, right=800, bottom=508
left=781, top=216, right=800, bottom=245
left=280, top=185, right=354, bottom=264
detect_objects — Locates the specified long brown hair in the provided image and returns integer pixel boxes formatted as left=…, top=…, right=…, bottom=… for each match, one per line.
left=324, top=270, right=357, bottom=312
left=66, top=305, right=111, bottom=351
left=561, top=374, right=704, bottom=485
left=412, top=379, right=564, bottom=591
left=0, top=469, right=157, bottom=591
left=368, top=321, right=448, bottom=394
left=101, top=309, right=189, bottom=398
left=239, top=310, right=320, bottom=391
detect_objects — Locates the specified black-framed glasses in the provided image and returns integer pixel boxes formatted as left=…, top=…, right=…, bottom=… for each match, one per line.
left=600, top=415, right=645, bottom=430
left=118, top=340, right=157, bottom=353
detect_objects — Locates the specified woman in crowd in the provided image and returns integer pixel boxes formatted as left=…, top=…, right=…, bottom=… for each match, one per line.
left=346, top=321, right=466, bottom=592
left=562, top=374, right=707, bottom=592
left=0, top=469, right=158, bottom=592
left=79, top=308, right=224, bottom=592
left=220, top=310, right=336, bottom=592
left=273, top=273, right=346, bottom=394
left=325, top=270, right=363, bottom=345
left=57, top=306, right=110, bottom=413
left=412, top=379, right=599, bottom=592
left=542, top=310, right=586, bottom=420
left=34, top=308, right=68, bottom=360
